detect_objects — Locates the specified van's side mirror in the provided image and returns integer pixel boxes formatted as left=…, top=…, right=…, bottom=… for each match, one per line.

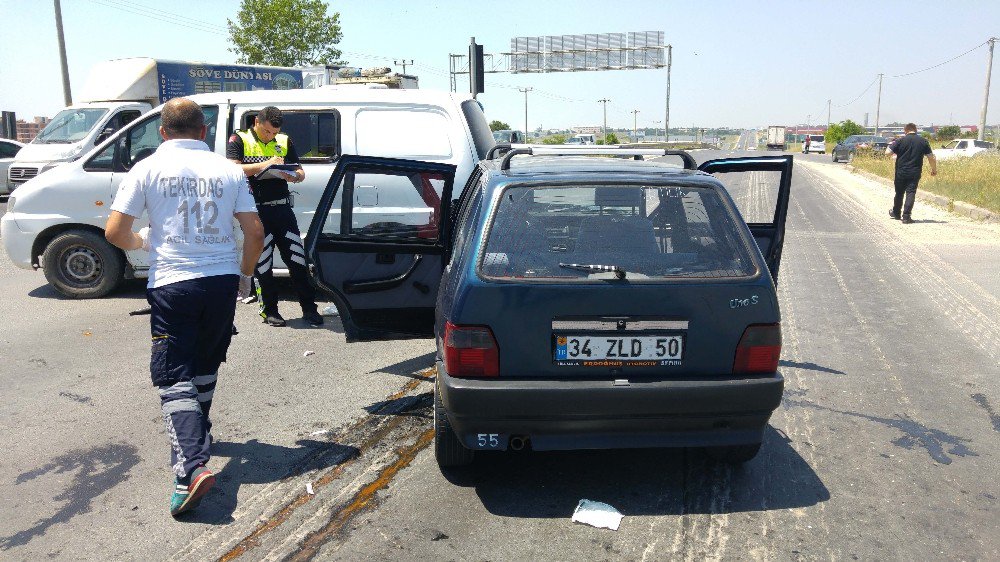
left=95, top=126, right=117, bottom=144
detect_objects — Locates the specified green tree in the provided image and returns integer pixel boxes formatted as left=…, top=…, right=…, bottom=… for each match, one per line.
left=825, top=119, right=865, bottom=145
left=541, top=134, right=567, bottom=145
left=228, top=0, right=344, bottom=67
left=489, top=120, right=511, bottom=132
left=935, top=125, right=960, bottom=140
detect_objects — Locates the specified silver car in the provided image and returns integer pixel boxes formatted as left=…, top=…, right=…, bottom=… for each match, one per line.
left=0, top=139, right=24, bottom=195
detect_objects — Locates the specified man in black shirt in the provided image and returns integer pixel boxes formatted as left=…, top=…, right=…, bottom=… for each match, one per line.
left=885, top=123, right=937, bottom=224
left=227, top=106, right=322, bottom=327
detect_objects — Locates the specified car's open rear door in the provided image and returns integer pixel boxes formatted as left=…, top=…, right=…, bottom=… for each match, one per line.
left=698, top=155, right=792, bottom=283
left=304, top=155, right=456, bottom=340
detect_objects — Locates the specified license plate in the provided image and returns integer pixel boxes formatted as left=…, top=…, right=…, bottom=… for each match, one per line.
left=554, top=334, right=683, bottom=365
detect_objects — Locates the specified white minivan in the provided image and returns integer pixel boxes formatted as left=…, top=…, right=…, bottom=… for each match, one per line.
left=1, top=87, right=495, bottom=298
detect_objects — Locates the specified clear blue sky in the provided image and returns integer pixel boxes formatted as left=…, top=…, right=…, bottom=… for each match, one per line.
left=1, top=0, right=997, bottom=131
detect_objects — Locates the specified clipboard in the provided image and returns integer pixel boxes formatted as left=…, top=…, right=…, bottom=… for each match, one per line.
left=254, top=163, right=299, bottom=181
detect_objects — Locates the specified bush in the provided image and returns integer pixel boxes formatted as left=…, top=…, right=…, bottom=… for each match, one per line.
left=541, top=134, right=567, bottom=145
left=935, top=125, right=960, bottom=140
left=852, top=151, right=1000, bottom=213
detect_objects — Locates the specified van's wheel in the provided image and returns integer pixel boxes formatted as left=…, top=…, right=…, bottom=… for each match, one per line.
left=704, top=442, right=761, bottom=464
left=434, top=381, right=474, bottom=468
left=42, top=230, right=125, bottom=299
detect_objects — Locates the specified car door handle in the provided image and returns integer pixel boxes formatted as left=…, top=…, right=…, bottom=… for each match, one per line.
left=343, top=254, right=423, bottom=294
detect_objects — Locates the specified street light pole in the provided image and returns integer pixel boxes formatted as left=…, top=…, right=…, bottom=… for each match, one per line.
left=598, top=98, right=610, bottom=143
left=631, top=109, right=640, bottom=141
left=664, top=44, right=672, bottom=142
left=978, top=37, right=997, bottom=141
left=874, top=73, right=883, bottom=139
left=393, top=59, right=414, bottom=74
left=518, top=87, right=533, bottom=141
left=53, top=0, right=72, bottom=106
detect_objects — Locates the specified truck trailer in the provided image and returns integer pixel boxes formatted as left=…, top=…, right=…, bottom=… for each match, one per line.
left=766, top=126, right=787, bottom=150
left=8, top=58, right=304, bottom=189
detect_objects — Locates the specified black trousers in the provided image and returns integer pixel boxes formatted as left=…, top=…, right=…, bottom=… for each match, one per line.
left=147, top=275, right=237, bottom=478
left=892, top=175, right=920, bottom=218
left=255, top=203, right=317, bottom=317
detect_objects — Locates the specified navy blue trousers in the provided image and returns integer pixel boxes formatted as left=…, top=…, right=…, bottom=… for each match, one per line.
left=147, top=274, right=237, bottom=479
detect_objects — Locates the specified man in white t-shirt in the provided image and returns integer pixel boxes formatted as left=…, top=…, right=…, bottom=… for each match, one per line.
left=105, top=98, right=264, bottom=517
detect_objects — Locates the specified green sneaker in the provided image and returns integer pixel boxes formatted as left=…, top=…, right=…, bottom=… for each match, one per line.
left=170, top=465, right=215, bottom=517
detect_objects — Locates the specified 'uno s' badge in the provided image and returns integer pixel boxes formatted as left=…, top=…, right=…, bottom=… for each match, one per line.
left=730, top=295, right=759, bottom=309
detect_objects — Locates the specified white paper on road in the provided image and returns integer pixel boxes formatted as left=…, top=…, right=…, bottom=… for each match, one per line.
left=571, top=499, right=623, bottom=530
left=306, top=482, right=315, bottom=495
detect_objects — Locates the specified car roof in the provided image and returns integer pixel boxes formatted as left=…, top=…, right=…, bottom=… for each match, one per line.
left=480, top=155, right=713, bottom=185
left=183, top=87, right=474, bottom=107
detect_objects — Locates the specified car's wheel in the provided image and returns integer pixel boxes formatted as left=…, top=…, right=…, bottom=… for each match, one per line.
left=831, top=151, right=838, bottom=162
left=847, top=151, right=855, bottom=163
left=42, top=229, right=125, bottom=299
left=704, top=442, right=761, bottom=464
left=434, top=381, right=474, bottom=468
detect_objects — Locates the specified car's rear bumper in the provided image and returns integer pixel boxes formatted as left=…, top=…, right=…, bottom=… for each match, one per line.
left=437, top=362, right=784, bottom=451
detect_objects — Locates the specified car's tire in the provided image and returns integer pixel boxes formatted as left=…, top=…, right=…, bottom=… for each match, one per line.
left=42, top=229, right=125, bottom=299
left=831, top=152, right=838, bottom=162
left=434, top=381, right=474, bottom=468
left=704, top=442, right=761, bottom=464
left=847, top=151, right=855, bottom=163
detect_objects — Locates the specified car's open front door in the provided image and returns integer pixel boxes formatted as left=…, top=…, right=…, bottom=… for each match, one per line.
left=304, top=155, right=456, bottom=340
left=698, top=155, right=792, bottom=283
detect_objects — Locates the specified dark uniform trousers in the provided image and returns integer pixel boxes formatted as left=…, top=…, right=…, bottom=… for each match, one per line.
left=892, top=174, right=920, bottom=219
left=148, top=275, right=238, bottom=478
left=255, top=203, right=317, bottom=318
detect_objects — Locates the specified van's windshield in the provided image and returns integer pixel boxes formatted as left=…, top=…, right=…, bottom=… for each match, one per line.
left=34, top=108, right=109, bottom=144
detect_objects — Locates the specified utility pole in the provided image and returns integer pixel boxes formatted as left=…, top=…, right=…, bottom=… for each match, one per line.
left=978, top=37, right=997, bottom=141
left=53, top=0, right=72, bottom=106
left=631, top=109, right=640, bottom=141
left=518, top=87, right=533, bottom=141
left=598, top=98, right=610, bottom=143
left=664, top=44, right=672, bottom=142
left=874, top=73, right=883, bottom=139
left=393, top=59, right=414, bottom=74
left=827, top=99, right=831, bottom=130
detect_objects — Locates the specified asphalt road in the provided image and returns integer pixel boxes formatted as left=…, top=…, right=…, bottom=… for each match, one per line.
left=0, top=149, right=998, bottom=560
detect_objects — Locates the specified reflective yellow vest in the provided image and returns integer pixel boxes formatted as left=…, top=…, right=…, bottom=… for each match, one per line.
left=236, top=130, right=289, bottom=163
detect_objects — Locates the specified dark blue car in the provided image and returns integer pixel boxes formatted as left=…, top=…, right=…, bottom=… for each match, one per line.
left=305, top=147, right=792, bottom=468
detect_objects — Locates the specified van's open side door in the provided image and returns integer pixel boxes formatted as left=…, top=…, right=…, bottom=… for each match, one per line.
left=698, top=155, right=792, bottom=283
left=304, top=155, right=456, bottom=341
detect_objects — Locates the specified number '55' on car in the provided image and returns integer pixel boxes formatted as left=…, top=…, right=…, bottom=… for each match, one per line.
left=304, top=147, right=792, bottom=469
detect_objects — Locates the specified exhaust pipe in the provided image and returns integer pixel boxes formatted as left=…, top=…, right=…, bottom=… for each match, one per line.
left=509, top=435, right=528, bottom=451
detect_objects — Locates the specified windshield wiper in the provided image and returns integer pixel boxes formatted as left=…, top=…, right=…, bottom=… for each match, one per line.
left=558, top=262, right=627, bottom=279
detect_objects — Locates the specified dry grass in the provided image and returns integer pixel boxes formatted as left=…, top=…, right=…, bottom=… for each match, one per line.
left=851, top=152, right=1000, bottom=213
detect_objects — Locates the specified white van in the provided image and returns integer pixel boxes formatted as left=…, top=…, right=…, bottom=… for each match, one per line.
left=1, top=87, right=495, bottom=298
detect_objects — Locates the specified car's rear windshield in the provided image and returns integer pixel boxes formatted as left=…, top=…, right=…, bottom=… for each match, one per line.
left=479, top=184, right=758, bottom=281
left=809, top=135, right=824, bottom=141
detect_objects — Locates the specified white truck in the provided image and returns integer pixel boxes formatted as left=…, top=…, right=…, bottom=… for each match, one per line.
left=1, top=87, right=494, bottom=299
left=7, top=58, right=304, bottom=190
left=765, top=126, right=786, bottom=150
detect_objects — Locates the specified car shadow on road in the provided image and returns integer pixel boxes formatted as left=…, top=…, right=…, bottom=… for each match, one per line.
left=27, top=279, right=148, bottom=300
left=175, top=438, right=358, bottom=524
left=446, top=426, right=828, bottom=518
left=368, top=352, right=437, bottom=381
left=778, top=359, right=846, bottom=375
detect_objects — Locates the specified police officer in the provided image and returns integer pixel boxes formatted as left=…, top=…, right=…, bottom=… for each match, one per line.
left=227, top=106, right=323, bottom=327
left=105, top=98, right=264, bottom=516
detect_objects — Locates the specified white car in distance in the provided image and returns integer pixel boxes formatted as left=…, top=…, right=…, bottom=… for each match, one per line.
left=933, top=138, right=995, bottom=160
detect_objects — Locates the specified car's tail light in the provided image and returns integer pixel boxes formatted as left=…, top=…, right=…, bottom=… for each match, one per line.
left=444, top=321, right=499, bottom=377
left=733, top=323, right=781, bottom=375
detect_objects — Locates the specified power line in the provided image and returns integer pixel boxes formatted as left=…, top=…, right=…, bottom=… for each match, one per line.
left=83, top=0, right=227, bottom=35
left=833, top=77, right=878, bottom=108
left=892, top=40, right=989, bottom=78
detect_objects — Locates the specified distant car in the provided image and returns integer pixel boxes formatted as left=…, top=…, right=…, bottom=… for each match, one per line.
left=492, top=130, right=525, bottom=144
left=305, top=148, right=793, bottom=468
left=0, top=139, right=25, bottom=195
left=801, top=135, right=825, bottom=154
left=564, top=136, right=585, bottom=145
left=831, top=135, right=889, bottom=163
left=933, top=138, right=995, bottom=160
